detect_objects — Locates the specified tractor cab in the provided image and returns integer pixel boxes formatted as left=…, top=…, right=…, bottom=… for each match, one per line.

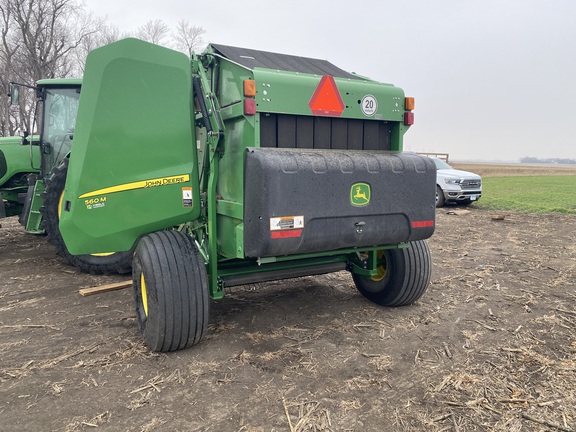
left=34, top=79, right=82, bottom=178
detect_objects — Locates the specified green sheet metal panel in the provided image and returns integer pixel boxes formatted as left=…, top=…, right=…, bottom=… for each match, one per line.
left=60, top=38, right=200, bottom=255
left=208, top=57, right=256, bottom=259
left=251, top=68, right=406, bottom=121
left=209, top=44, right=407, bottom=124
left=0, top=137, right=40, bottom=186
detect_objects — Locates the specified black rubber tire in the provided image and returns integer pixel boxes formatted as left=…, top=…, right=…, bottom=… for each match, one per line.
left=41, top=158, right=133, bottom=275
left=352, top=240, right=432, bottom=306
left=435, top=185, right=445, bottom=208
left=132, top=230, right=209, bottom=352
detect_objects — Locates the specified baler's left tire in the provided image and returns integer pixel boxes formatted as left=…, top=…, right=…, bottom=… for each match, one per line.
left=352, top=240, right=431, bottom=307
left=132, top=230, right=209, bottom=352
left=41, top=158, right=133, bottom=274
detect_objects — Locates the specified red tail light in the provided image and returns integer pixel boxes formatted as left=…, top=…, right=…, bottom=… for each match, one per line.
left=404, top=112, right=414, bottom=125
left=244, top=99, right=256, bottom=116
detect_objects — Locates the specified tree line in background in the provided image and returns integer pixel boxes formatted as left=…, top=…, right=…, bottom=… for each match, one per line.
left=0, top=0, right=205, bottom=137
left=520, top=157, right=576, bottom=165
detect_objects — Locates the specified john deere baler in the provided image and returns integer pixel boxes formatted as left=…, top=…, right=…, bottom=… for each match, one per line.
left=60, top=38, right=435, bottom=352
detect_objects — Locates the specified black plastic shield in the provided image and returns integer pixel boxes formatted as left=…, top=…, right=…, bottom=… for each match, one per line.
left=244, top=149, right=436, bottom=258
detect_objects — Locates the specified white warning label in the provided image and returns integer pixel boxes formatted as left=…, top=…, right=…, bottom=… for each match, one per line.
left=182, top=187, right=193, bottom=207
left=270, top=215, right=304, bottom=231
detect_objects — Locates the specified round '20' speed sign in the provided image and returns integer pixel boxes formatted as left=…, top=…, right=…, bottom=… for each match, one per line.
left=361, top=95, right=378, bottom=116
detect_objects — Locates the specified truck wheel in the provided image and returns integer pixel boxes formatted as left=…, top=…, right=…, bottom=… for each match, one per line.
left=132, top=230, right=209, bottom=352
left=41, top=158, right=133, bottom=274
left=435, top=186, right=445, bottom=208
left=352, top=240, right=431, bottom=306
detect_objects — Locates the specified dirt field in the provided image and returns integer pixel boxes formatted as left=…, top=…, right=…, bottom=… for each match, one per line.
left=1, top=208, right=575, bottom=432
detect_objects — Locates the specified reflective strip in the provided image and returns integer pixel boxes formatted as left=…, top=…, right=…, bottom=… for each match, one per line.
left=271, top=229, right=302, bottom=239
left=79, top=174, right=190, bottom=199
left=412, top=220, right=434, bottom=228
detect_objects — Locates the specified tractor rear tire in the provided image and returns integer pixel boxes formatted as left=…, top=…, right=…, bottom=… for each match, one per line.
left=352, top=240, right=431, bottom=306
left=132, top=230, right=209, bottom=352
left=41, top=158, right=133, bottom=275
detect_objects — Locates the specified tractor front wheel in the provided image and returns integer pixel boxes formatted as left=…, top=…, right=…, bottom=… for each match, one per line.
left=132, top=230, right=209, bottom=352
left=352, top=240, right=431, bottom=306
left=41, top=158, right=133, bottom=274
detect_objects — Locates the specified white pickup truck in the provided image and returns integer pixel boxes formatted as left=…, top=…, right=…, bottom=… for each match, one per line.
left=431, top=158, right=482, bottom=207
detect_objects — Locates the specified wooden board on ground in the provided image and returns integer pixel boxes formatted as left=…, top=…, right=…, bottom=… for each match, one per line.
left=446, top=209, right=471, bottom=216
left=79, top=280, right=132, bottom=296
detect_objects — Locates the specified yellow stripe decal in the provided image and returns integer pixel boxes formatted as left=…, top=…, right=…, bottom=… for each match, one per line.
left=79, top=174, right=190, bottom=199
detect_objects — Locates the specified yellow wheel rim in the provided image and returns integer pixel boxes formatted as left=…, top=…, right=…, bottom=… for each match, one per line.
left=370, top=250, right=387, bottom=282
left=58, top=191, right=64, bottom=219
left=140, top=273, right=149, bottom=317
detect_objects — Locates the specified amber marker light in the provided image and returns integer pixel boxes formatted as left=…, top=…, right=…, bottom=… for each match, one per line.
left=405, top=97, right=415, bottom=111
left=244, top=79, right=256, bottom=97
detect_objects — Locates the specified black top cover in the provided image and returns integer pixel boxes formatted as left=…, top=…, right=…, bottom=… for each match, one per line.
left=210, top=44, right=358, bottom=79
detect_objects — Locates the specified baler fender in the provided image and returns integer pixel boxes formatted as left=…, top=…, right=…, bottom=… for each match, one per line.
left=60, top=38, right=201, bottom=255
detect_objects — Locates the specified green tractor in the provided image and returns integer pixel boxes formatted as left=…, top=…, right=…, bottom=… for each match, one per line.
left=1, top=79, right=132, bottom=274
left=60, top=38, right=436, bottom=351
left=0, top=135, right=40, bottom=219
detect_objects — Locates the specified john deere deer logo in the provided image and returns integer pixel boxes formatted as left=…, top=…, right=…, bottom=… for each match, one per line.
left=351, top=183, right=371, bottom=207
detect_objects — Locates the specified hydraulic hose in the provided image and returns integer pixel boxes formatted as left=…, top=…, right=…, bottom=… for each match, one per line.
left=193, top=77, right=213, bottom=133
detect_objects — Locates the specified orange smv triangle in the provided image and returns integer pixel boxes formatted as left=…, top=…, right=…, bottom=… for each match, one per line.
left=308, top=75, right=345, bottom=117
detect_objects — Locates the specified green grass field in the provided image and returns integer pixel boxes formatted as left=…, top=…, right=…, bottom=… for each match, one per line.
left=474, top=175, right=576, bottom=213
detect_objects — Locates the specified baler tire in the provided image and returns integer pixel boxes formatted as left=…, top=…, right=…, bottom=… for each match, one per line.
left=41, top=158, right=133, bottom=275
left=352, top=240, right=431, bottom=307
left=132, top=230, right=209, bottom=352
left=435, top=186, right=445, bottom=208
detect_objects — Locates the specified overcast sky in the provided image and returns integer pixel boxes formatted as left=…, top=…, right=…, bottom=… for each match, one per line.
left=85, top=0, right=576, bottom=162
